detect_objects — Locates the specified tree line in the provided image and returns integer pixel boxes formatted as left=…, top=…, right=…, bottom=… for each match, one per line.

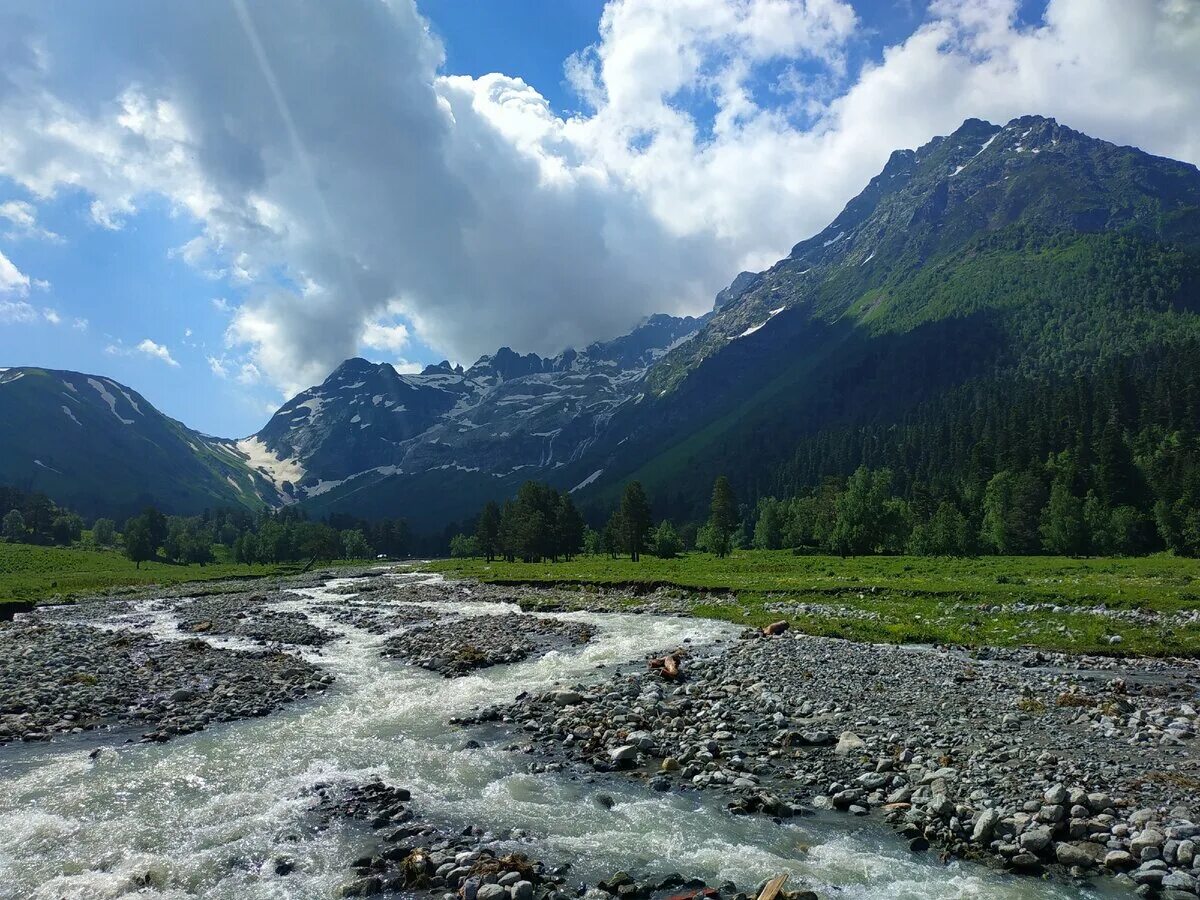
left=1, top=486, right=417, bottom=568
left=453, top=476, right=742, bottom=562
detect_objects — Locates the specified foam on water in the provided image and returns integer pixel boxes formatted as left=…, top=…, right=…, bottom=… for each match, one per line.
left=0, top=574, right=1128, bottom=899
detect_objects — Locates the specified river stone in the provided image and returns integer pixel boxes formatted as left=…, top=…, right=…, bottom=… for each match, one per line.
left=972, top=809, right=1001, bottom=842
left=1132, top=827, right=1167, bottom=859
left=1162, top=871, right=1198, bottom=892
left=1019, top=826, right=1053, bottom=853
left=1104, top=850, right=1135, bottom=870
left=834, top=732, right=865, bottom=755
left=609, top=746, right=638, bottom=767
left=1055, top=841, right=1105, bottom=868
left=477, top=884, right=507, bottom=900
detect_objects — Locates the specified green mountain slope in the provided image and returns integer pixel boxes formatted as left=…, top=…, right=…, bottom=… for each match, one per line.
left=573, top=115, right=1200, bottom=519
left=0, top=367, right=277, bottom=519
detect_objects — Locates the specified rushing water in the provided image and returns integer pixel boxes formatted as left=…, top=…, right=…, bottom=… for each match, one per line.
left=0, top=572, right=1131, bottom=900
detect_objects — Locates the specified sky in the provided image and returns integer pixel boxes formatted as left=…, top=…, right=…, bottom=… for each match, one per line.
left=0, top=0, right=1198, bottom=438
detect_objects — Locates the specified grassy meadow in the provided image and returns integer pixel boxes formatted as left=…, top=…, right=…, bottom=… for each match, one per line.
left=430, top=551, right=1200, bottom=657
left=0, top=542, right=334, bottom=608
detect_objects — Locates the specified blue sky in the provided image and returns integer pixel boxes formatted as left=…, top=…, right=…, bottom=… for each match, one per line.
left=1, top=0, right=1195, bottom=439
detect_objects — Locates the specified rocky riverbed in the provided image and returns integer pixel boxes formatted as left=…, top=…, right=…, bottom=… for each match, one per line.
left=2, top=567, right=1187, bottom=899
left=174, top=590, right=339, bottom=647
left=0, top=617, right=332, bottom=745
left=462, top=618, right=1200, bottom=897
left=382, top=613, right=594, bottom=676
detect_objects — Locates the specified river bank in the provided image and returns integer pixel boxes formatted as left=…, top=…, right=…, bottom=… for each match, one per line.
left=0, top=566, right=1175, bottom=898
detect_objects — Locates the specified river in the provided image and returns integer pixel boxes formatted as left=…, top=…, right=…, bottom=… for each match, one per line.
left=0, top=572, right=1130, bottom=899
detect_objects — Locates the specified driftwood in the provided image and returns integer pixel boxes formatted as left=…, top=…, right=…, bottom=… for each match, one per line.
left=757, top=874, right=789, bottom=900
left=762, top=620, right=789, bottom=637
left=648, top=651, right=684, bottom=680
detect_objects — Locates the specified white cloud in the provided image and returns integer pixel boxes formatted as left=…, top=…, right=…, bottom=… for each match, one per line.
left=0, top=249, right=31, bottom=297
left=42, top=307, right=60, bottom=324
left=207, top=355, right=228, bottom=378
left=0, top=299, right=38, bottom=323
left=211, top=297, right=231, bottom=313
left=72, top=316, right=88, bottom=330
left=237, top=361, right=260, bottom=384
left=361, top=318, right=410, bottom=352
left=0, top=199, right=59, bottom=241
left=135, top=338, right=179, bottom=366
left=0, top=0, right=1196, bottom=395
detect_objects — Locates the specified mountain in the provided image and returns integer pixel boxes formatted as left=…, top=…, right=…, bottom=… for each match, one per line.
left=0, top=367, right=279, bottom=519
left=241, top=313, right=705, bottom=527
left=570, top=114, right=1200, bottom=519
left=7, top=115, right=1200, bottom=532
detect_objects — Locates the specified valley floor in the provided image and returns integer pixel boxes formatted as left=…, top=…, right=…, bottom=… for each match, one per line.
left=429, top=551, right=1200, bottom=657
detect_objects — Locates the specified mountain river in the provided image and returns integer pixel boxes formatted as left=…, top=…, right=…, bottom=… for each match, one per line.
left=0, top=572, right=1132, bottom=899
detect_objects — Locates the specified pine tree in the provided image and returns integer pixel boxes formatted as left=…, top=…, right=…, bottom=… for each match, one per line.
left=557, top=495, right=585, bottom=560
left=620, top=482, right=652, bottom=561
left=475, top=501, right=501, bottom=562
left=708, top=476, right=738, bottom=558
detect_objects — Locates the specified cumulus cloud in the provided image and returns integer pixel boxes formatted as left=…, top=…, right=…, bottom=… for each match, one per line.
left=0, top=248, right=31, bottom=296
left=0, top=0, right=1197, bottom=394
left=361, top=318, right=411, bottom=353
left=0, top=199, right=58, bottom=241
left=109, top=338, right=180, bottom=367
left=136, top=339, right=179, bottom=366
left=0, top=300, right=37, bottom=323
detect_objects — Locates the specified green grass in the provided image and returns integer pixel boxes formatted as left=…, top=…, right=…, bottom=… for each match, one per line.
left=0, top=542, right=349, bottom=607
left=429, top=551, right=1200, bottom=657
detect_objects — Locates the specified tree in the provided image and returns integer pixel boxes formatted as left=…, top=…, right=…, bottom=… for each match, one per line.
left=583, top=526, right=603, bottom=556
left=602, top=510, right=624, bottom=558
left=475, top=501, right=501, bottom=562
left=50, top=515, right=74, bottom=546
left=980, top=470, right=1046, bottom=554
left=829, top=467, right=896, bottom=556
left=92, top=518, right=115, bottom=546
left=1041, top=480, right=1088, bottom=555
left=142, top=507, right=168, bottom=550
left=708, top=476, right=738, bottom=558
left=752, top=499, right=785, bottom=550
left=2, top=509, right=25, bottom=543
left=342, top=529, right=371, bottom=559
left=619, top=481, right=652, bottom=561
left=297, top=522, right=341, bottom=561
left=123, top=516, right=156, bottom=569
left=233, top=532, right=259, bottom=567
left=556, top=495, right=585, bottom=560
left=449, top=533, right=480, bottom=558
left=909, top=501, right=970, bottom=556
left=652, top=520, right=682, bottom=559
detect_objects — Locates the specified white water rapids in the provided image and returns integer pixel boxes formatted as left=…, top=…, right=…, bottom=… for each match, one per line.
left=0, top=572, right=1129, bottom=899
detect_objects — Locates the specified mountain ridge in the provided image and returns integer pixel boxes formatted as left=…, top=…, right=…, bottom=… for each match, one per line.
left=6, top=114, right=1200, bottom=531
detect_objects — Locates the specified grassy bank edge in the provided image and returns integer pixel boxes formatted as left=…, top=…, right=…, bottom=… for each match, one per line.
left=427, top=552, right=1200, bottom=658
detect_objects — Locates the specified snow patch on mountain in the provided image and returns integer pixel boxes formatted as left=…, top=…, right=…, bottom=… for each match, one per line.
left=235, top=436, right=306, bottom=493
left=87, top=377, right=134, bottom=424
